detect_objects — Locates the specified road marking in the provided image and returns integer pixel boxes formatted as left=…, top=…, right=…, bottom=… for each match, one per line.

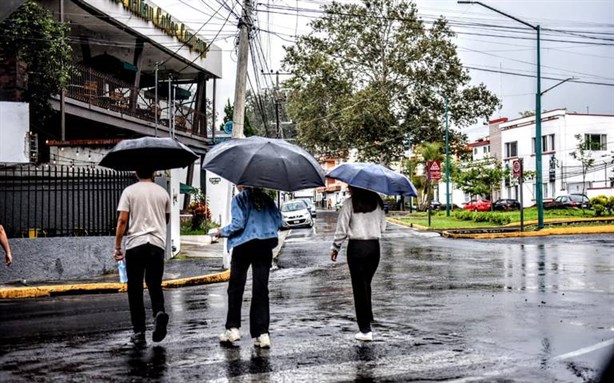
left=550, top=338, right=614, bottom=361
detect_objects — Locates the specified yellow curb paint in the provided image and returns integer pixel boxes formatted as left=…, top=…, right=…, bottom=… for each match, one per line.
left=162, top=270, right=230, bottom=288
left=443, top=225, right=614, bottom=239
left=0, top=271, right=230, bottom=300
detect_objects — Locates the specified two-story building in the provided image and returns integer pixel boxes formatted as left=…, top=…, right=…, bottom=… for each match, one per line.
left=498, top=109, right=613, bottom=205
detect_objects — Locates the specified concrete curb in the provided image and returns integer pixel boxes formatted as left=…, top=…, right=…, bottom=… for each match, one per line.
left=0, top=230, right=290, bottom=300
left=443, top=225, right=614, bottom=239
left=0, top=271, right=230, bottom=300
left=387, top=217, right=614, bottom=238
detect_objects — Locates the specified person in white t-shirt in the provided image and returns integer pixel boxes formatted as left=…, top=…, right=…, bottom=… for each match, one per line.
left=330, top=186, right=386, bottom=342
left=114, top=168, right=170, bottom=347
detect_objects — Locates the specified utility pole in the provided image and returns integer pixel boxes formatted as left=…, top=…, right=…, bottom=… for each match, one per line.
left=59, top=0, right=65, bottom=141
left=445, top=96, right=450, bottom=217
left=263, top=70, right=291, bottom=138
left=231, top=0, right=252, bottom=138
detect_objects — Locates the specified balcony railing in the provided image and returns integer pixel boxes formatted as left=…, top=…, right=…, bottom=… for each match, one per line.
left=66, top=64, right=212, bottom=138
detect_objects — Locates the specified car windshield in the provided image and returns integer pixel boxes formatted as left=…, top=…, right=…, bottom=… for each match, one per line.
left=282, top=202, right=307, bottom=212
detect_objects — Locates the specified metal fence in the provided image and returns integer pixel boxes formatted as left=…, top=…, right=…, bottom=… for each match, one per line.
left=0, top=165, right=135, bottom=238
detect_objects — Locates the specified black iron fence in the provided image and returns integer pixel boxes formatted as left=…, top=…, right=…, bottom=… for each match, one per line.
left=0, top=165, right=135, bottom=238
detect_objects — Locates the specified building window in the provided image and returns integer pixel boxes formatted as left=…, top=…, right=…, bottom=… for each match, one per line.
left=473, top=148, right=478, bottom=156
left=532, top=134, right=555, bottom=153
left=505, top=141, right=518, bottom=157
left=584, top=134, right=607, bottom=151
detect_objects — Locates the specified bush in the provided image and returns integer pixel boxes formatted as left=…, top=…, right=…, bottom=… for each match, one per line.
left=590, top=195, right=614, bottom=216
left=453, top=210, right=511, bottom=225
left=186, top=188, right=213, bottom=231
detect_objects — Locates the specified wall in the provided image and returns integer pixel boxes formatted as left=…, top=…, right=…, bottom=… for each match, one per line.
left=0, top=102, right=29, bottom=163
left=0, top=236, right=116, bottom=284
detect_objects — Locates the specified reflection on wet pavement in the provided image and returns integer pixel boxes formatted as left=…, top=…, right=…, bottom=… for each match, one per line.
left=0, top=211, right=612, bottom=382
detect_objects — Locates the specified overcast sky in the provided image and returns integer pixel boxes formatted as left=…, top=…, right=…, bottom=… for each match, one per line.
left=153, top=0, right=614, bottom=141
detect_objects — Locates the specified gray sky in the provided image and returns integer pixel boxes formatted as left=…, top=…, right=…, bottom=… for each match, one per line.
left=153, top=0, right=614, bottom=140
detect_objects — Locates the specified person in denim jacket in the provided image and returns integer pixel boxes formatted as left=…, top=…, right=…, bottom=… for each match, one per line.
left=215, top=186, right=282, bottom=348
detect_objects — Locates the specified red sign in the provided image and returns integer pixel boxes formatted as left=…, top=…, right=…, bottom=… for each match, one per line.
left=427, top=160, right=442, bottom=181
left=512, top=160, right=522, bottom=178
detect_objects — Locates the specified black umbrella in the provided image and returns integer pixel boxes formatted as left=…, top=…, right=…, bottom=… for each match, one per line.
left=99, top=137, right=198, bottom=171
left=202, top=136, right=325, bottom=192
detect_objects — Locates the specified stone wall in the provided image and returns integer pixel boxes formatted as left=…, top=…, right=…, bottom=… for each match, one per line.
left=0, top=236, right=116, bottom=284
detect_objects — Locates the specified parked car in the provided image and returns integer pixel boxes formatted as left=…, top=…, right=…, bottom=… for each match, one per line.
left=417, top=200, right=442, bottom=212
left=303, top=200, right=317, bottom=217
left=463, top=199, right=492, bottom=212
left=281, top=200, right=313, bottom=229
left=492, top=199, right=521, bottom=211
left=544, top=194, right=592, bottom=210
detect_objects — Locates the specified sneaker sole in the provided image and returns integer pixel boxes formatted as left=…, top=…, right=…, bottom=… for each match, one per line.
left=152, top=313, right=169, bottom=342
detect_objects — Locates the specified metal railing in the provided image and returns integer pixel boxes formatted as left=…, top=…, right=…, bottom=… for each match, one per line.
left=66, top=64, right=209, bottom=137
left=0, top=165, right=135, bottom=238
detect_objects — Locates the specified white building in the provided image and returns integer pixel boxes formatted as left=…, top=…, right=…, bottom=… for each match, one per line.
left=498, top=109, right=613, bottom=206
left=437, top=110, right=614, bottom=208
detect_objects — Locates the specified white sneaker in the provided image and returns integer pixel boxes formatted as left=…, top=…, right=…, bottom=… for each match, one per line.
left=219, top=328, right=241, bottom=343
left=253, top=333, right=271, bottom=348
left=355, top=332, right=373, bottom=341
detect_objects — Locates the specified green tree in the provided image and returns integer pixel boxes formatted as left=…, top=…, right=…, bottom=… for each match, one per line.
left=454, top=159, right=508, bottom=204
left=570, top=133, right=595, bottom=199
left=282, top=0, right=499, bottom=163
left=0, top=1, right=71, bottom=123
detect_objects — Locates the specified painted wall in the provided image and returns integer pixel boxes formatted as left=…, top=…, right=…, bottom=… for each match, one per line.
left=0, top=102, right=29, bottom=164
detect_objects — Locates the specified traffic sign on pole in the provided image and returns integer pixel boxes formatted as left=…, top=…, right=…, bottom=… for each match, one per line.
left=427, top=160, right=442, bottom=181
left=512, top=160, right=522, bottom=178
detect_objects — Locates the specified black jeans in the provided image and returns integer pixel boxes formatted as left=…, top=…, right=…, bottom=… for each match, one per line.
left=126, top=243, right=165, bottom=333
left=347, top=239, right=380, bottom=333
left=225, top=239, right=273, bottom=338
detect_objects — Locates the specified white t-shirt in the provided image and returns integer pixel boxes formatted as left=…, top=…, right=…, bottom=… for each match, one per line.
left=117, top=181, right=170, bottom=251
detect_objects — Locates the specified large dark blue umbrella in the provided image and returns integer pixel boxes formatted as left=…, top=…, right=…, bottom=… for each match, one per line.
left=202, top=136, right=325, bottom=192
left=327, top=162, right=418, bottom=196
left=99, top=137, right=198, bottom=171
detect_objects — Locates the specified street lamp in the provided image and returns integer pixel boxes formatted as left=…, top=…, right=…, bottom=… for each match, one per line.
left=457, top=1, right=544, bottom=229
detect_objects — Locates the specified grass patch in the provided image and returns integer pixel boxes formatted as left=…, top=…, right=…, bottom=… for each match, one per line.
left=393, top=207, right=610, bottom=230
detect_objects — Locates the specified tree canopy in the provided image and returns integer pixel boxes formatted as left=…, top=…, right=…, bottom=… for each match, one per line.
left=0, top=0, right=71, bottom=122
left=282, top=0, right=499, bottom=163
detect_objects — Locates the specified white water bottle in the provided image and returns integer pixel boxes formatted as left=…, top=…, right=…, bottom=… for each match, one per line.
left=117, top=260, right=128, bottom=283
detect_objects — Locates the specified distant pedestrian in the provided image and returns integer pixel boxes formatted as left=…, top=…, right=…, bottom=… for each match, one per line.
left=330, top=186, right=386, bottom=342
left=0, top=224, right=12, bottom=266
left=215, top=186, right=283, bottom=348
left=114, top=168, right=170, bottom=347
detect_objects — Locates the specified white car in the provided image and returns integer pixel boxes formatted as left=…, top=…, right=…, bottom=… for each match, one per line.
left=297, top=199, right=317, bottom=217
left=281, top=201, right=313, bottom=229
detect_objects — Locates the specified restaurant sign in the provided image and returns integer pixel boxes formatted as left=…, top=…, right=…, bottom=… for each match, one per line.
left=111, top=0, right=209, bottom=57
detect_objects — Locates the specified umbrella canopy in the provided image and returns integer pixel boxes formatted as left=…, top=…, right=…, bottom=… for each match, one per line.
left=202, top=136, right=325, bottom=192
left=99, top=137, right=198, bottom=171
left=327, top=162, right=418, bottom=197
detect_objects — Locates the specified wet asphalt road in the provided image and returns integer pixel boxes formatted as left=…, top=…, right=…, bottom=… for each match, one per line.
left=1, top=210, right=613, bottom=382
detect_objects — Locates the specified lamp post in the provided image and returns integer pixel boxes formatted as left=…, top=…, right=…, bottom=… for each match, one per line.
left=445, top=96, right=451, bottom=217
left=458, top=1, right=544, bottom=229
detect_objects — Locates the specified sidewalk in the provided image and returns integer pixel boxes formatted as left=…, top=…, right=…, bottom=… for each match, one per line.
left=0, top=231, right=290, bottom=300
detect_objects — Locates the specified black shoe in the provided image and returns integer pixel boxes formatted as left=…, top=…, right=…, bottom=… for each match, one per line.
left=130, top=332, right=146, bottom=347
left=152, top=312, right=169, bottom=342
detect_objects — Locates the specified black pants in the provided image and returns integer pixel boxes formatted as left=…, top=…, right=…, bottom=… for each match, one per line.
left=347, top=239, right=380, bottom=333
left=126, top=243, right=165, bottom=333
left=225, top=239, right=273, bottom=338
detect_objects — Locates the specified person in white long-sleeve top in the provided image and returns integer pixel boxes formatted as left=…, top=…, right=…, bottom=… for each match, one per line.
left=330, top=186, right=386, bottom=342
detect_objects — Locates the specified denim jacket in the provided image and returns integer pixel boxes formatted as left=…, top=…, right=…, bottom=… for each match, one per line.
left=220, top=189, right=283, bottom=250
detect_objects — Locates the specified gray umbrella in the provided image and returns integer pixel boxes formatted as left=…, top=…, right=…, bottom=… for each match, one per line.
left=202, top=136, right=325, bottom=191
left=99, top=137, right=198, bottom=171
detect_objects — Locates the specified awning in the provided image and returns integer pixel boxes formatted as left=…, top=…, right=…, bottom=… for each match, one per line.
left=180, top=183, right=197, bottom=194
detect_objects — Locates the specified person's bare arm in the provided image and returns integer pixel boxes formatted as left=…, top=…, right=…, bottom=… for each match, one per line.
left=114, top=211, right=129, bottom=261
left=0, top=224, right=12, bottom=266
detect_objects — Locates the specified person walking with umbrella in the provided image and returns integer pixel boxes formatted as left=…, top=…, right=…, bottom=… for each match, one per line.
left=114, top=168, right=171, bottom=347
left=330, top=186, right=387, bottom=342
left=214, top=185, right=283, bottom=348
